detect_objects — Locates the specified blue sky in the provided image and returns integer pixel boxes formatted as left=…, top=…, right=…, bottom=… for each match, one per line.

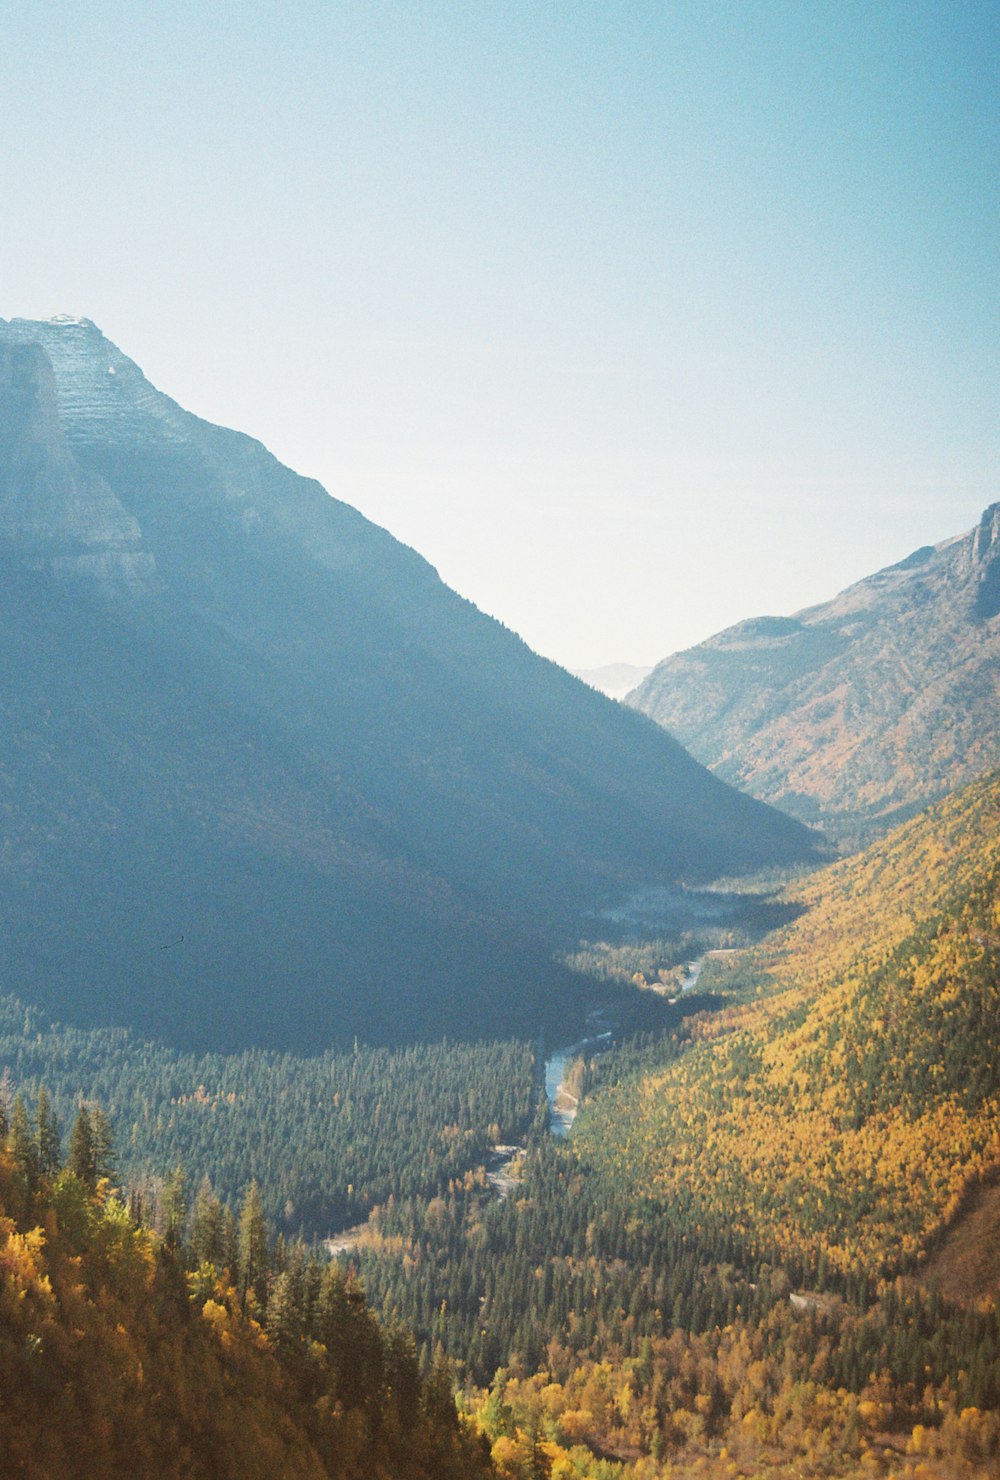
left=2, top=1, right=997, bottom=666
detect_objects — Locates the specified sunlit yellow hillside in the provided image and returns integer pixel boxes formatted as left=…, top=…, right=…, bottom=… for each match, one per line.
left=0, top=1149, right=492, bottom=1480
left=576, top=770, right=1000, bottom=1280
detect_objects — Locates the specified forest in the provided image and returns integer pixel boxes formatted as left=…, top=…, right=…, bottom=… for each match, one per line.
left=2, top=772, right=1000, bottom=1478
left=0, top=1100, right=494, bottom=1480
left=340, top=771, right=1000, bottom=1476
left=575, top=772, right=1000, bottom=1279
left=0, top=1018, right=539, bottom=1234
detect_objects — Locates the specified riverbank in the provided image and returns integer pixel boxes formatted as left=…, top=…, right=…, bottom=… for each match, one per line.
left=544, top=1008, right=614, bottom=1136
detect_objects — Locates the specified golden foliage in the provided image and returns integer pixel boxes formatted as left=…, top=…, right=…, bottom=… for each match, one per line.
left=577, top=771, right=1000, bottom=1279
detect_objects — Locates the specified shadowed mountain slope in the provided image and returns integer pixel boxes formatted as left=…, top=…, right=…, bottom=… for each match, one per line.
left=628, top=508, right=1000, bottom=844
left=0, top=317, right=813, bottom=1052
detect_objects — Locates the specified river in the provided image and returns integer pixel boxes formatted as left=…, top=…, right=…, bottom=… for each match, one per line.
left=544, top=1019, right=612, bottom=1137
left=543, top=956, right=706, bottom=1134
left=326, top=957, right=711, bottom=1248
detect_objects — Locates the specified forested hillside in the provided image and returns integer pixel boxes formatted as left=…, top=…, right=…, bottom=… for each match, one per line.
left=628, top=507, right=1000, bottom=844
left=322, top=778, right=1000, bottom=1475
left=4, top=778, right=1000, bottom=1476
left=575, top=769, right=1000, bottom=1280
left=0, top=1119, right=493, bottom=1480
left=0, top=319, right=813, bottom=1053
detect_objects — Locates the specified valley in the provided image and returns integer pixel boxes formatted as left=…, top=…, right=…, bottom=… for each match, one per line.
left=4, top=2, right=998, bottom=1472
left=0, top=318, right=998, bottom=1480
left=3, top=711, right=999, bottom=1480
left=0, top=317, right=815, bottom=1056
left=311, top=775, right=1000, bottom=1477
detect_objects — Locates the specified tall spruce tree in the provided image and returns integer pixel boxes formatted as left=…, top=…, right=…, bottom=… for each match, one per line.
left=237, top=1180, right=269, bottom=1310
left=35, top=1086, right=61, bottom=1177
left=90, top=1103, right=115, bottom=1182
left=160, top=1163, right=187, bottom=1249
left=10, top=1093, right=39, bottom=1191
left=190, top=1175, right=224, bottom=1268
left=68, top=1104, right=95, bottom=1187
left=0, top=1068, right=11, bottom=1141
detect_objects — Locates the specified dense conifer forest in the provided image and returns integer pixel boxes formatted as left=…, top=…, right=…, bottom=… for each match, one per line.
left=0, top=1021, right=539, bottom=1234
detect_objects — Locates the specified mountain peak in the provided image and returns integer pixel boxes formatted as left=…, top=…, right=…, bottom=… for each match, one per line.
left=0, top=317, right=813, bottom=1051
left=0, top=336, right=155, bottom=597
left=0, top=316, right=185, bottom=450
left=629, top=503, right=1000, bottom=843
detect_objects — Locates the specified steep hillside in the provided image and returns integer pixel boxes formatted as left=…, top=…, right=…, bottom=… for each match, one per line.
left=575, top=770, right=1000, bottom=1280
left=0, top=317, right=814, bottom=1052
left=628, top=510, right=1000, bottom=842
left=0, top=1145, right=491, bottom=1480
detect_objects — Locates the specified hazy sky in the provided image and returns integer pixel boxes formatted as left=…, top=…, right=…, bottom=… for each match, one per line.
left=2, top=1, right=997, bottom=667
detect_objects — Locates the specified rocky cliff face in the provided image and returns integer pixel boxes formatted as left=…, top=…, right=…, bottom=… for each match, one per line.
left=971, top=503, right=1000, bottom=620
left=1, top=315, right=187, bottom=448
left=0, top=337, right=155, bottom=597
left=628, top=505, right=1000, bottom=844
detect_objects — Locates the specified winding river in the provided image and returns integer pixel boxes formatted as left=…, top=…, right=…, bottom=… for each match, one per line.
left=544, top=954, right=708, bottom=1135
left=326, top=956, right=711, bottom=1245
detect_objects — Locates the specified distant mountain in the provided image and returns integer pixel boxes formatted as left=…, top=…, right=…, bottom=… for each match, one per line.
left=570, top=661, right=653, bottom=701
left=628, top=507, right=1000, bottom=843
left=0, top=317, right=813, bottom=1052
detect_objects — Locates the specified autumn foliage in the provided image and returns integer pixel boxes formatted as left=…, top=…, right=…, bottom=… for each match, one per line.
left=576, top=769, right=1000, bottom=1281
left=0, top=1145, right=492, bottom=1479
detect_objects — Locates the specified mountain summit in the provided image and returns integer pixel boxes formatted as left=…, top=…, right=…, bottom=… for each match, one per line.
left=628, top=506, right=1000, bottom=843
left=0, top=316, right=813, bottom=1050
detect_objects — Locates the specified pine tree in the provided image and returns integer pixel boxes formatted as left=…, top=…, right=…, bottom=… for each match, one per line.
left=423, top=1344, right=458, bottom=1432
left=10, top=1093, right=38, bottom=1190
left=90, top=1103, right=115, bottom=1183
left=222, top=1205, right=239, bottom=1277
left=35, top=1086, right=61, bottom=1176
left=525, top=1410, right=551, bottom=1480
left=190, top=1176, right=223, bottom=1267
left=237, top=1180, right=269, bottom=1310
left=68, top=1104, right=95, bottom=1187
left=160, top=1163, right=187, bottom=1249
left=264, top=1269, right=301, bottom=1355
left=0, top=1068, right=11, bottom=1141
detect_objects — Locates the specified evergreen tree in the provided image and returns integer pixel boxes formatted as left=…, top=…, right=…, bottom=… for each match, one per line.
left=0, top=1067, right=11, bottom=1141
left=190, top=1175, right=223, bottom=1267
left=10, top=1092, right=38, bottom=1190
left=68, top=1104, right=96, bottom=1187
left=423, top=1344, right=458, bottom=1433
left=222, top=1205, right=239, bottom=1277
left=160, top=1163, right=187, bottom=1249
left=35, top=1085, right=61, bottom=1176
left=237, top=1180, right=269, bottom=1310
left=264, top=1269, right=301, bottom=1355
left=90, top=1103, right=115, bottom=1182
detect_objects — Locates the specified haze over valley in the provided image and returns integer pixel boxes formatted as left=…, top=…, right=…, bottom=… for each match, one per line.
left=0, top=315, right=814, bottom=1056
left=2, top=310, right=999, bottom=1479
left=1, top=5, right=998, bottom=1477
